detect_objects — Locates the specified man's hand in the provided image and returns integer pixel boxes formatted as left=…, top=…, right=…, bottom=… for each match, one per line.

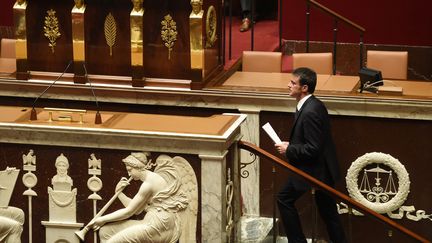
left=275, top=142, right=289, bottom=155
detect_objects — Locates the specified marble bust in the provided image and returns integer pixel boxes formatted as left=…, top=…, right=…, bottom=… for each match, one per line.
left=131, top=0, right=144, bottom=13
left=52, top=153, right=73, bottom=191
left=190, top=0, right=203, bottom=15
left=74, top=0, right=85, bottom=9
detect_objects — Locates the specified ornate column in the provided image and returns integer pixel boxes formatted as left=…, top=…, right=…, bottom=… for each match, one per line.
left=130, top=0, right=145, bottom=87
left=13, top=0, right=29, bottom=80
left=71, top=0, right=87, bottom=83
left=189, top=0, right=204, bottom=82
left=200, top=152, right=229, bottom=243
left=239, top=109, right=261, bottom=216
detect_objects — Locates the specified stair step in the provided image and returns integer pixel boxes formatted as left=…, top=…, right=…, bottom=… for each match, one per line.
left=240, top=216, right=323, bottom=243
left=240, top=216, right=277, bottom=242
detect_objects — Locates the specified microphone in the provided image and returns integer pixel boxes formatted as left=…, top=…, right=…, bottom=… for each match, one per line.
left=82, top=63, right=102, bottom=124
left=30, top=60, right=73, bottom=121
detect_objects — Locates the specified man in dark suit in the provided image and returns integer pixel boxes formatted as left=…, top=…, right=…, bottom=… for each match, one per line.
left=275, top=67, right=347, bottom=243
left=240, top=0, right=253, bottom=32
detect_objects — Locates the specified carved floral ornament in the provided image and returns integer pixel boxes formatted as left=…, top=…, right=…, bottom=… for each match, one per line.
left=340, top=152, right=431, bottom=221
left=43, top=9, right=61, bottom=53
left=161, top=14, right=177, bottom=60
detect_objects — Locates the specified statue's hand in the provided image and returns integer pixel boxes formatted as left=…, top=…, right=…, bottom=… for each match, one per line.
left=89, top=217, right=105, bottom=231
left=115, top=177, right=130, bottom=193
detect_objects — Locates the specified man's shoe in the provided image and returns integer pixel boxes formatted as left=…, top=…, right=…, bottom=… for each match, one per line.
left=240, top=18, right=251, bottom=32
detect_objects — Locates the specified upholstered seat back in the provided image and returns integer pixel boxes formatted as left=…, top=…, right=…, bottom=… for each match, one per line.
left=0, top=38, right=16, bottom=59
left=242, top=51, right=282, bottom=72
left=367, top=50, right=408, bottom=80
left=292, top=52, right=333, bottom=74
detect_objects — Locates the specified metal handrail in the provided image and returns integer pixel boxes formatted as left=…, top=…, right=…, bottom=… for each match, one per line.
left=306, top=0, right=366, bottom=72
left=308, top=0, right=365, bottom=33
left=238, top=140, right=430, bottom=243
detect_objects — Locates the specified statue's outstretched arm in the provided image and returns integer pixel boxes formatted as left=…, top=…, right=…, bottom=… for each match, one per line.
left=89, top=181, right=152, bottom=230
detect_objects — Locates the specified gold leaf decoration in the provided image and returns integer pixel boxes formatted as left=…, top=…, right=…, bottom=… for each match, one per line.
left=104, top=13, right=117, bottom=56
left=43, top=9, right=61, bottom=53
left=161, top=14, right=177, bottom=60
left=206, top=6, right=217, bottom=48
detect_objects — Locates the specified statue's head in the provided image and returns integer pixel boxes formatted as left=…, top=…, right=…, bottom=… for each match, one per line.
left=190, top=0, right=202, bottom=5
left=74, top=0, right=84, bottom=9
left=55, top=153, right=69, bottom=174
left=122, top=152, right=150, bottom=170
left=191, top=0, right=202, bottom=14
left=131, top=0, right=143, bottom=11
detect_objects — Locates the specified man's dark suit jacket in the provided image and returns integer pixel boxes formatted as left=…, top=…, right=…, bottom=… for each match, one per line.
left=285, top=95, right=341, bottom=190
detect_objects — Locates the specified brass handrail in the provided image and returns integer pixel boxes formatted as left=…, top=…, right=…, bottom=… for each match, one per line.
left=238, top=140, right=430, bottom=243
left=305, top=0, right=366, bottom=71
left=308, top=0, right=365, bottom=33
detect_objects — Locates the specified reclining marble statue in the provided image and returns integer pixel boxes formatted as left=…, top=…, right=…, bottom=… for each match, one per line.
left=0, top=167, right=24, bottom=243
left=78, top=152, right=198, bottom=243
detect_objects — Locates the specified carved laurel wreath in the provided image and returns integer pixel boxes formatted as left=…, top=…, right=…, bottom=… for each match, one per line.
left=346, top=152, right=410, bottom=214
left=206, top=6, right=217, bottom=48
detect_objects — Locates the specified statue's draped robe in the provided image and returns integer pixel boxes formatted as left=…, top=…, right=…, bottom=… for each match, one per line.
left=0, top=207, right=25, bottom=243
left=99, top=160, right=188, bottom=243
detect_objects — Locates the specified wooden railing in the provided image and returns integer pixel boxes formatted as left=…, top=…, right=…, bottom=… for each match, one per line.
left=238, top=140, right=430, bottom=243
left=306, top=0, right=366, bottom=74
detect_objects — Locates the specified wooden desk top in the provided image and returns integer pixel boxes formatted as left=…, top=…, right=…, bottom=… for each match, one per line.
left=1, top=106, right=242, bottom=136
left=320, top=75, right=359, bottom=93
left=382, top=80, right=432, bottom=98
left=221, top=72, right=432, bottom=98
left=221, top=71, right=357, bottom=93
left=221, top=71, right=331, bottom=92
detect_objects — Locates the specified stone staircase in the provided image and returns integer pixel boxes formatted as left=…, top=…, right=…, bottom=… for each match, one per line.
left=240, top=216, right=281, bottom=242
left=240, top=216, right=321, bottom=243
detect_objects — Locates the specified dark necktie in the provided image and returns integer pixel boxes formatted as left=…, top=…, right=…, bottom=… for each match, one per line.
left=294, top=107, right=299, bottom=120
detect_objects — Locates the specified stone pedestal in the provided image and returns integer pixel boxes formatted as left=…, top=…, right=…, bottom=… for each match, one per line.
left=41, top=221, right=83, bottom=243
left=48, top=188, right=77, bottom=222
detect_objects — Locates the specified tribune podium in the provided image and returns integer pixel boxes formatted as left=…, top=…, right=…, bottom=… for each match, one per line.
left=0, top=106, right=245, bottom=243
left=12, top=0, right=223, bottom=89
